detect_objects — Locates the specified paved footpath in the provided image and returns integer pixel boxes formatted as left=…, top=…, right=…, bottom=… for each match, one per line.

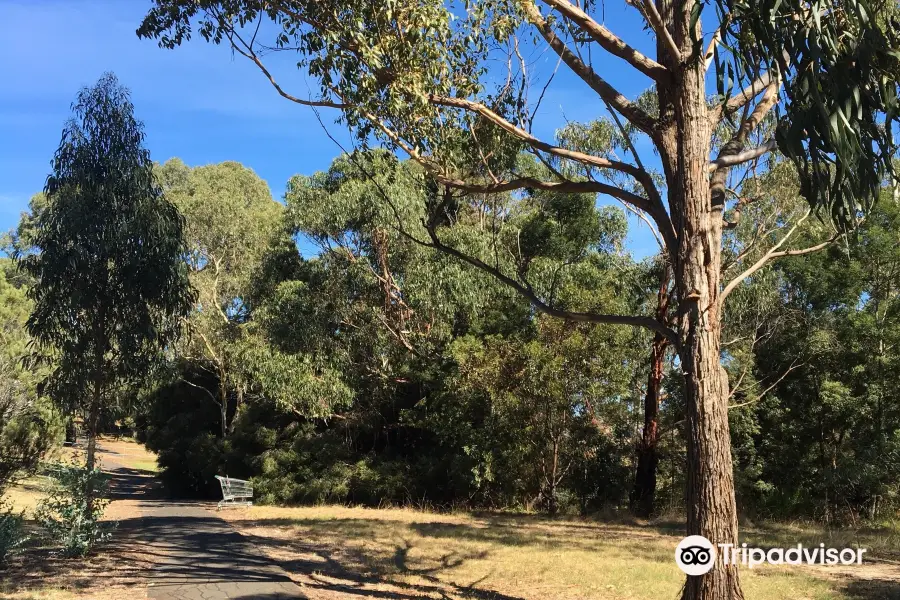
left=103, top=453, right=306, bottom=600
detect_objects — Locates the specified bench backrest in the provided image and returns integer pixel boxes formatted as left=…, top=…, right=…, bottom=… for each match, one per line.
left=215, top=475, right=253, bottom=498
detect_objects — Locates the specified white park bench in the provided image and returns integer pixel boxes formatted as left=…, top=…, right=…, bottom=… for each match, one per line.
left=215, top=475, right=254, bottom=509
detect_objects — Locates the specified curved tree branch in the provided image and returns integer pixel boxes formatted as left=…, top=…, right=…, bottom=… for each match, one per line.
left=423, top=226, right=680, bottom=346
left=429, top=95, right=649, bottom=177
left=709, top=140, right=777, bottom=172
left=540, top=0, right=669, bottom=81
left=222, top=18, right=347, bottom=109
left=520, top=1, right=657, bottom=134
left=711, top=72, right=774, bottom=122
left=720, top=211, right=840, bottom=303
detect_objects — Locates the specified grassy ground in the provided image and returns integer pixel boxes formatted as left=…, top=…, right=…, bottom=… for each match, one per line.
left=4, top=438, right=899, bottom=599
left=0, top=438, right=154, bottom=600
left=218, top=504, right=900, bottom=600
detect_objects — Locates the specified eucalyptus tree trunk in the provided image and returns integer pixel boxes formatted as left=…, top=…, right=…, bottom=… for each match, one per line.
left=630, top=265, right=670, bottom=518
left=85, top=307, right=107, bottom=520
left=657, top=1, right=743, bottom=597
left=218, top=375, right=228, bottom=439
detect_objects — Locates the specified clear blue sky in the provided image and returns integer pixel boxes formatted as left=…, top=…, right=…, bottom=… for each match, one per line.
left=0, top=0, right=660, bottom=258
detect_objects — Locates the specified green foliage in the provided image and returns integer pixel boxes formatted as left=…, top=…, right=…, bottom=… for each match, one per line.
left=18, top=73, right=193, bottom=419
left=157, top=158, right=350, bottom=432
left=448, top=317, right=640, bottom=513
left=729, top=195, right=900, bottom=521
left=0, top=263, right=61, bottom=494
left=129, top=144, right=900, bottom=523
left=139, top=150, right=651, bottom=512
left=716, top=0, right=900, bottom=229
left=0, top=502, right=28, bottom=564
left=141, top=367, right=228, bottom=497
left=35, top=460, right=112, bottom=557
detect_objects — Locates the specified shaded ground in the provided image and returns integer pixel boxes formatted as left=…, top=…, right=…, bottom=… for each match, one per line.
left=1, top=438, right=306, bottom=600
left=5, top=438, right=900, bottom=599
left=122, top=501, right=303, bottom=600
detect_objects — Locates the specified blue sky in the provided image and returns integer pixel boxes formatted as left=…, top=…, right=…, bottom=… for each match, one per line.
left=0, top=0, right=661, bottom=258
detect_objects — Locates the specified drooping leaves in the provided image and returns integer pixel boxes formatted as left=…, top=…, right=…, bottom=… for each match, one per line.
left=717, top=0, right=900, bottom=229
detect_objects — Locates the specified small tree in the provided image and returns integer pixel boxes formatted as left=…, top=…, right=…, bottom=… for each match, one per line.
left=19, top=73, right=193, bottom=515
left=0, top=264, right=58, bottom=495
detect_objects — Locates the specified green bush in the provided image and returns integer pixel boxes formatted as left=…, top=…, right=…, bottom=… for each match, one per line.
left=0, top=501, right=28, bottom=563
left=35, top=460, right=112, bottom=557
left=0, top=380, right=63, bottom=497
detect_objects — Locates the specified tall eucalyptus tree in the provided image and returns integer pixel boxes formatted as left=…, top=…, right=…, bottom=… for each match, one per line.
left=156, top=159, right=283, bottom=438
left=138, top=2, right=900, bottom=597
left=18, top=74, right=193, bottom=513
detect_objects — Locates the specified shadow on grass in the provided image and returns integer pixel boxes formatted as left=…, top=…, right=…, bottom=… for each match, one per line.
left=232, top=513, right=678, bottom=558
left=238, top=528, right=527, bottom=600
left=840, top=577, right=900, bottom=599
left=223, top=510, right=683, bottom=600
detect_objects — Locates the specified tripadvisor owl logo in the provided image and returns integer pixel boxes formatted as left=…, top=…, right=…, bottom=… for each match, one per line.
left=675, top=535, right=717, bottom=576
left=675, top=535, right=868, bottom=575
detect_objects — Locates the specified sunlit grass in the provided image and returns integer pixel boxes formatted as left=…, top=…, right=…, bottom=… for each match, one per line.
left=3, top=476, right=50, bottom=518
left=219, top=504, right=862, bottom=600
left=743, top=519, right=900, bottom=562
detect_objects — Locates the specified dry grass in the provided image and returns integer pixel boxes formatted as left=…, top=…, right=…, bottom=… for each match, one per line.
left=217, top=504, right=893, bottom=600
left=4, top=436, right=898, bottom=599
left=743, top=519, right=900, bottom=562
left=0, top=438, right=154, bottom=600
left=3, top=477, right=48, bottom=518
left=0, top=589, right=143, bottom=600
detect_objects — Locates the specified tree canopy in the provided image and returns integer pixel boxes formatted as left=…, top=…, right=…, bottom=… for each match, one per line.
left=17, top=73, right=193, bottom=491
left=136, top=5, right=900, bottom=593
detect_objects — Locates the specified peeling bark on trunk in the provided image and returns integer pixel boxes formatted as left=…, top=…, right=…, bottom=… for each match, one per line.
left=670, top=92, right=743, bottom=600
left=219, top=376, right=228, bottom=439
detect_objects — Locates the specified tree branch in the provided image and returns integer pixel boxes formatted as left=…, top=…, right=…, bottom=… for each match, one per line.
left=423, top=226, right=680, bottom=346
left=720, top=211, right=840, bottom=303
left=729, top=360, right=804, bottom=409
left=768, top=236, right=840, bottom=258
left=709, top=140, right=777, bottom=172
left=363, top=104, right=677, bottom=255
left=711, top=72, right=774, bottom=121
left=428, top=95, right=649, bottom=177
left=637, top=0, right=682, bottom=64
left=704, top=20, right=727, bottom=72
left=520, top=1, right=657, bottom=133
left=214, top=3, right=676, bottom=252
left=180, top=377, right=221, bottom=408
left=223, top=23, right=347, bottom=109
left=540, top=0, right=668, bottom=80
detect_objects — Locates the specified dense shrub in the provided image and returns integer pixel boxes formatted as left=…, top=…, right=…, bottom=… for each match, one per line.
left=0, top=369, right=62, bottom=496
left=142, top=369, right=231, bottom=498
left=142, top=363, right=638, bottom=512
left=35, top=460, right=112, bottom=557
